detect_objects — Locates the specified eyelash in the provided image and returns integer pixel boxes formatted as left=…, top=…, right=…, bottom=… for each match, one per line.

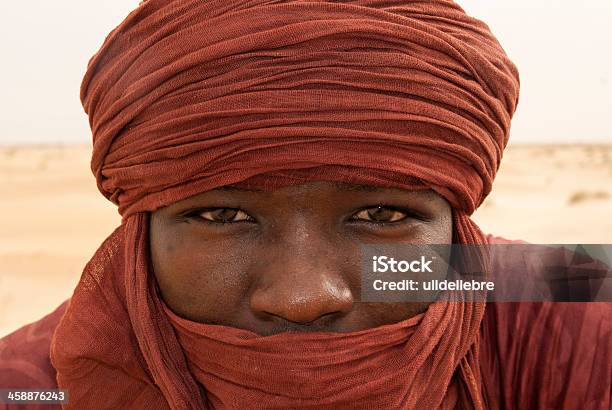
left=181, top=206, right=428, bottom=226
left=349, top=206, right=427, bottom=226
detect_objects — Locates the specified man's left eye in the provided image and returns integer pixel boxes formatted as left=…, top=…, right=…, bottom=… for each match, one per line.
left=352, top=206, right=408, bottom=223
left=198, top=208, right=252, bottom=223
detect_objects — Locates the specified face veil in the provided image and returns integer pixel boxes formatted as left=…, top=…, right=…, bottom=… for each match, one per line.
left=50, top=1, right=520, bottom=408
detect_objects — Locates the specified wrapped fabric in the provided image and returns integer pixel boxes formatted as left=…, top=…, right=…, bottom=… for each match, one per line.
left=16, top=0, right=524, bottom=408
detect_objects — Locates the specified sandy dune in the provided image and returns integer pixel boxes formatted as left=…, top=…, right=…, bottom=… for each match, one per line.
left=1, top=144, right=611, bottom=337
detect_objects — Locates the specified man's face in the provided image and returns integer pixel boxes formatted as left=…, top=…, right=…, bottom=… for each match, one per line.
left=150, top=181, right=452, bottom=335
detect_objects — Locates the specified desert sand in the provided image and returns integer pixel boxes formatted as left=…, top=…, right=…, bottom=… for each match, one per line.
left=1, top=144, right=611, bottom=337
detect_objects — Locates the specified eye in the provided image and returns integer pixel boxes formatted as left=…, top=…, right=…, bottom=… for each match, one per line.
left=194, top=208, right=253, bottom=224
left=351, top=206, right=410, bottom=223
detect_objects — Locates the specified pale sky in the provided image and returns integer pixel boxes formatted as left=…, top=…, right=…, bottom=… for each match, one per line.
left=0, top=0, right=610, bottom=145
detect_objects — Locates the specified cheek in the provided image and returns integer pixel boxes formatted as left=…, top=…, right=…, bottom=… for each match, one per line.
left=150, top=227, right=252, bottom=323
left=358, top=216, right=453, bottom=325
left=427, top=211, right=453, bottom=244
left=403, top=214, right=452, bottom=251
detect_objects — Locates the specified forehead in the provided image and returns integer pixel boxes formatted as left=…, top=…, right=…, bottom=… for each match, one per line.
left=163, top=181, right=444, bottom=210
left=152, top=181, right=450, bottom=216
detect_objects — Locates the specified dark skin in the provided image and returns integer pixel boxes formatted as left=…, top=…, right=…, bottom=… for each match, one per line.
left=150, top=181, right=452, bottom=336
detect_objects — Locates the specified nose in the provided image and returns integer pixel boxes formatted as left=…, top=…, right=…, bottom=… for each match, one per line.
left=249, top=232, right=354, bottom=326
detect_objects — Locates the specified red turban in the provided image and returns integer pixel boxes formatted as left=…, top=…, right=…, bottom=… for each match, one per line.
left=50, top=0, right=520, bottom=408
